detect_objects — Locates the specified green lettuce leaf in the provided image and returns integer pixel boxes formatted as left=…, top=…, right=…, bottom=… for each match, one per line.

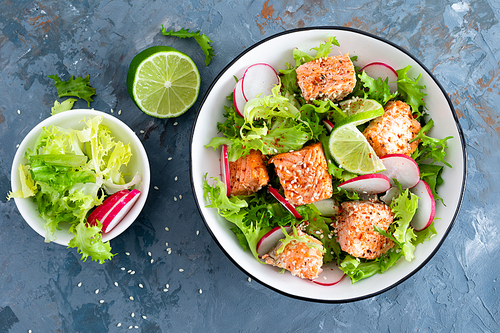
left=357, top=71, right=397, bottom=105
left=48, top=74, right=96, bottom=107
left=68, top=220, right=115, bottom=264
left=396, top=66, right=427, bottom=118
left=411, top=119, right=453, bottom=168
left=390, top=188, right=419, bottom=261
left=161, top=26, right=214, bottom=66
left=51, top=98, right=78, bottom=115
left=6, top=164, right=38, bottom=200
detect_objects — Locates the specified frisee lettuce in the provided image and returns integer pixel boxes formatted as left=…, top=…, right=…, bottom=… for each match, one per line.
left=48, top=74, right=96, bottom=107
left=161, top=26, right=215, bottom=66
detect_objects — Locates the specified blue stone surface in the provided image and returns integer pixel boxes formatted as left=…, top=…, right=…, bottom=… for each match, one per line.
left=0, top=0, right=498, bottom=332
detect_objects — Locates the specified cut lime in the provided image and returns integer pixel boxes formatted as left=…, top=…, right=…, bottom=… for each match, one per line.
left=336, top=98, right=384, bottom=127
left=328, top=123, right=385, bottom=174
left=127, top=46, right=200, bottom=118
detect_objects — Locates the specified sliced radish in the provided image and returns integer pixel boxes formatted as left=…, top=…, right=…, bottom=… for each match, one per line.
left=312, top=261, right=346, bottom=286
left=233, top=78, right=245, bottom=117
left=241, top=63, right=279, bottom=101
left=88, top=189, right=129, bottom=228
left=256, top=226, right=293, bottom=257
left=379, top=154, right=420, bottom=189
left=360, top=62, right=398, bottom=92
left=380, top=186, right=401, bottom=205
left=338, top=174, right=391, bottom=195
left=312, top=198, right=339, bottom=216
left=322, top=119, right=334, bottom=133
left=409, top=180, right=435, bottom=231
left=220, top=144, right=231, bottom=197
left=268, top=186, right=303, bottom=219
left=101, top=189, right=141, bottom=233
left=87, top=189, right=141, bottom=233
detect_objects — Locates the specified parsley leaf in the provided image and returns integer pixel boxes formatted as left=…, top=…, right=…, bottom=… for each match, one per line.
left=161, top=26, right=215, bottom=66
left=48, top=74, right=96, bottom=107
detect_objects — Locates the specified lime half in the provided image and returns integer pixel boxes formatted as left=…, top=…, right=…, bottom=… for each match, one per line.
left=127, top=46, right=201, bottom=118
left=336, top=98, right=384, bottom=127
left=328, top=123, right=385, bottom=174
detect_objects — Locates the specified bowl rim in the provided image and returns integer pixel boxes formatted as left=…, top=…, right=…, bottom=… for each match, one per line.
left=11, top=108, right=151, bottom=246
left=189, top=26, right=467, bottom=303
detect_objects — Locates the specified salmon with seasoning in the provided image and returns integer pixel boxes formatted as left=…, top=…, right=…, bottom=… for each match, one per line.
left=334, top=200, right=394, bottom=260
left=363, top=100, right=421, bottom=157
left=269, top=142, right=333, bottom=206
left=262, top=229, right=324, bottom=280
left=229, top=149, right=269, bottom=196
left=296, top=54, right=356, bottom=102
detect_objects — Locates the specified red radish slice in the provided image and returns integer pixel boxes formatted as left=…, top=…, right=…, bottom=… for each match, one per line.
left=379, top=154, right=420, bottom=189
left=409, top=180, right=435, bottom=231
left=322, top=119, right=334, bottom=133
left=312, top=261, right=346, bottom=286
left=101, top=189, right=141, bottom=233
left=242, top=63, right=279, bottom=101
left=88, top=189, right=130, bottom=228
left=256, top=226, right=293, bottom=257
left=339, top=174, right=391, bottom=194
left=233, top=79, right=245, bottom=117
left=312, top=198, right=339, bottom=216
left=268, top=186, right=303, bottom=219
left=380, top=186, right=401, bottom=205
left=220, top=144, right=231, bottom=197
left=360, top=62, right=398, bottom=92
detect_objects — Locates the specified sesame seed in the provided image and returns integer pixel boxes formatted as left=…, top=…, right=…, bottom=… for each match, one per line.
left=150, top=259, right=154, bottom=264
left=167, top=248, right=172, bottom=254
left=131, top=271, right=136, bottom=275
left=174, top=176, right=178, bottom=181
left=114, top=282, right=119, bottom=287
left=140, top=130, right=145, bottom=134
left=17, top=110, right=20, bottom=114
left=163, top=288, right=168, bottom=292
left=131, top=313, right=135, bottom=317
left=168, top=157, right=172, bottom=161
left=174, top=197, right=177, bottom=201
left=154, top=186, right=159, bottom=190
left=165, top=227, right=170, bottom=231
left=16, top=144, right=19, bottom=148
left=179, top=268, right=184, bottom=272
left=99, top=300, right=104, bottom=304
left=118, top=110, right=122, bottom=115
left=196, top=230, right=199, bottom=236
left=110, top=109, right=114, bottom=113
left=199, top=289, right=203, bottom=294
left=173, top=122, right=178, bottom=126
left=248, top=277, right=251, bottom=282
left=142, top=315, right=147, bottom=319
left=135, top=326, right=138, bottom=329
left=128, top=326, right=133, bottom=329
left=165, top=242, right=169, bottom=246
left=127, top=270, right=132, bottom=273
left=121, top=267, right=126, bottom=271
left=139, top=283, right=143, bottom=288
left=95, top=289, right=99, bottom=294
left=148, top=251, right=152, bottom=257
left=129, top=296, right=134, bottom=300
left=166, top=284, right=170, bottom=288
left=77, top=282, right=82, bottom=287
left=179, top=195, right=183, bottom=200
left=125, top=252, right=130, bottom=256
left=117, top=323, right=122, bottom=327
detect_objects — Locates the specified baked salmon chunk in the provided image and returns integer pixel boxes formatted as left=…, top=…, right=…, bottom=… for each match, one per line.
left=334, top=201, right=394, bottom=260
left=269, top=142, right=333, bottom=206
left=296, top=54, right=356, bottom=102
left=262, top=229, right=324, bottom=280
left=363, top=100, right=421, bottom=157
left=229, top=150, right=269, bottom=196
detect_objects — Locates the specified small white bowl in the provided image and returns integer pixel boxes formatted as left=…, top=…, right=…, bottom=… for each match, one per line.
left=11, top=109, right=150, bottom=246
left=190, top=27, right=467, bottom=302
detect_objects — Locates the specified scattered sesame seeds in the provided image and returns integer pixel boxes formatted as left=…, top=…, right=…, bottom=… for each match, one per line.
left=167, top=157, right=172, bottom=161
left=173, top=121, right=178, bottom=126
left=99, top=300, right=104, bottom=304
left=165, top=227, right=170, bottom=231
left=118, top=110, right=122, bottom=115
left=199, top=289, right=203, bottom=294
left=77, top=282, right=82, bottom=287
left=167, top=248, right=172, bottom=254
left=139, top=283, right=144, bottom=288
left=129, top=296, right=134, bottom=301
left=114, top=282, right=119, bottom=287
left=131, top=312, right=135, bottom=318
left=179, top=268, right=184, bottom=272
left=154, top=186, right=159, bottom=190
left=95, top=289, right=99, bottom=294
left=139, top=130, right=145, bottom=134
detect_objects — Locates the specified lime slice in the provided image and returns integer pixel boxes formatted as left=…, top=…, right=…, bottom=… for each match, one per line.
left=127, top=46, right=200, bottom=118
left=328, top=123, right=385, bottom=174
left=336, top=98, right=384, bottom=127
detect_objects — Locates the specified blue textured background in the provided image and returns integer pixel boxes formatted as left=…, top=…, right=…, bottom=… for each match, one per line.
left=0, top=0, right=498, bottom=332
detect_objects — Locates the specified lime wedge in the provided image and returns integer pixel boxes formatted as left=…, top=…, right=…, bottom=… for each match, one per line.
left=127, top=46, right=201, bottom=118
left=336, top=98, right=384, bottom=127
left=328, top=123, right=385, bottom=174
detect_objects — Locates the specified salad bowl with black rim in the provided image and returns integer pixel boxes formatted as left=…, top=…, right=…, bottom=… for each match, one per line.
left=190, top=26, right=466, bottom=303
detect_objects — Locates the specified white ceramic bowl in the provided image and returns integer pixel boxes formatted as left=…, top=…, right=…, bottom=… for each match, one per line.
left=11, top=109, right=150, bottom=246
left=190, top=27, right=467, bottom=302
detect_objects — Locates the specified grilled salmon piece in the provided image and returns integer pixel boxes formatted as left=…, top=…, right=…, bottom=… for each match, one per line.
left=262, top=229, right=324, bottom=280
left=296, top=54, right=356, bottom=102
left=363, top=100, right=421, bottom=157
left=334, top=200, right=394, bottom=260
left=269, top=142, right=333, bottom=206
left=229, top=150, right=269, bottom=196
